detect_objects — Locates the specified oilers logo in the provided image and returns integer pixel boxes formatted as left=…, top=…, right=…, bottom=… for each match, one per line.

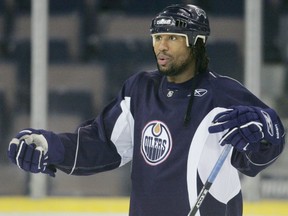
left=141, top=121, right=172, bottom=165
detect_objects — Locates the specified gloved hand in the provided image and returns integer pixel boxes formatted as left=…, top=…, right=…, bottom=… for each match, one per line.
left=209, top=106, right=284, bottom=152
left=7, top=128, right=64, bottom=177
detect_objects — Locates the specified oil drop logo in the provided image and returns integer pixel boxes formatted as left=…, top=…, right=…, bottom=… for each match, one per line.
left=141, top=120, right=172, bottom=165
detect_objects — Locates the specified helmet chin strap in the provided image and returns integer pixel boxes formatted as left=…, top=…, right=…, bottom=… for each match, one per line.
left=183, top=73, right=201, bottom=126
left=184, top=42, right=204, bottom=126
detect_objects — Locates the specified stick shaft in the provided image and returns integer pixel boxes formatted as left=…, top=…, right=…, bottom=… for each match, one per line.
left=188, top=144, right=232, bottom=216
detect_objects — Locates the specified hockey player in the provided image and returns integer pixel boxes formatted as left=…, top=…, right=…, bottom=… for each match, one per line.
left=8, top=4, right=285, bottom=216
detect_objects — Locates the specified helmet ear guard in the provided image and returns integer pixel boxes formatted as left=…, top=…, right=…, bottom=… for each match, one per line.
left=150, top=4, right=210, bottom=47
left=189, top=35, right=208, bottom=46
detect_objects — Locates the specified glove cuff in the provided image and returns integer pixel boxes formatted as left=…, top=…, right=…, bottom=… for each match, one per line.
left=254, top=107, right=285, bottom=145
left=38, top=129, right=65, bottom=165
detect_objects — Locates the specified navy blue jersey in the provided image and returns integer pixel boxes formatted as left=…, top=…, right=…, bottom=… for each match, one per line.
left=55, top=70, right=284, bottom=216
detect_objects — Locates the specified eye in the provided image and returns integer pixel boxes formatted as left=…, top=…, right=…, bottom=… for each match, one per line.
left=154, top=35, right=162, bottom=41
left=169, top=35, right=177, bottom=41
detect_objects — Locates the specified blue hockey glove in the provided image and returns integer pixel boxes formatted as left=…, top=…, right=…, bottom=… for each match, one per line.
left=7, top=129, right=64, bottom=177
left=209, top=106, right=284, bottom=152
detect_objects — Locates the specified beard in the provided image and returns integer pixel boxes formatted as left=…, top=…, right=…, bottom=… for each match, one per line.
left=156, top=51, right=194, bottom=77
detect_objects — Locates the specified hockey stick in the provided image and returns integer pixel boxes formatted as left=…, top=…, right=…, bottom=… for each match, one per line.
left=188, top=144, right=232, bottom=216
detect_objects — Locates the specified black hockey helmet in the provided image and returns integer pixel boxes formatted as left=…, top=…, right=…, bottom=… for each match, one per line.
left=150, top=4, right=210, bottom=46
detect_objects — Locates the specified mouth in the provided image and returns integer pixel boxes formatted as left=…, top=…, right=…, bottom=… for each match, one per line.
left=157, top=53, right=171, bottom=66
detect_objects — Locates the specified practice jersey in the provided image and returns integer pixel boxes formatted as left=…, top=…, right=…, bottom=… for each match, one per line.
left=55, top=70, right=284, bottom=216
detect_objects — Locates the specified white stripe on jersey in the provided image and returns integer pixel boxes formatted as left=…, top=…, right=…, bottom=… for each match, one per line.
left=209, top=71, right=244, bottom=86
left=111, top=96, right=134, bottom=166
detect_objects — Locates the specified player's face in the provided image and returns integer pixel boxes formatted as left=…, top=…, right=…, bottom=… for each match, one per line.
left=152, top=33, right=195, bottom=83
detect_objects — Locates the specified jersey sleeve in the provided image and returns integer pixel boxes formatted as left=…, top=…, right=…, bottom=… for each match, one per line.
left=231, top=142, right=284, bottom=177
left=209, top=72, right=285, bottom=177
left=54, top=78, right=135, bottom=176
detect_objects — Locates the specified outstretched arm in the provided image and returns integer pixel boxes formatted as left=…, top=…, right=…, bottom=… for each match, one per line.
left=8, top=94, right=134, bottom=177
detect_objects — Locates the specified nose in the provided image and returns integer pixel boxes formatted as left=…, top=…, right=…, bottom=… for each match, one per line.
left=158, top=39, right=169, bottom=51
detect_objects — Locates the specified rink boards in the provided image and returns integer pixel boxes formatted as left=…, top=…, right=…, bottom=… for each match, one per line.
left=0, top=197, right=287, bottom=216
